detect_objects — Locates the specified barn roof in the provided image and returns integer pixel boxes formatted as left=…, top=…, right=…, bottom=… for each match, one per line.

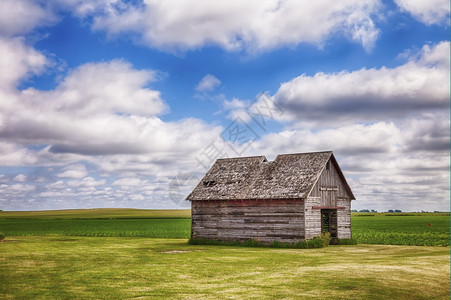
left=186, top=151, right=355, bottom=201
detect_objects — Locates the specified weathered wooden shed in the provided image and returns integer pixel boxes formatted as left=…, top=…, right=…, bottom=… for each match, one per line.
left=186, top=151, right=355, bottom=243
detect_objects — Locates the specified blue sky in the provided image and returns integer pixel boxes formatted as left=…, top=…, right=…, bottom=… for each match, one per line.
left=0, top=0, right=449, bottom=212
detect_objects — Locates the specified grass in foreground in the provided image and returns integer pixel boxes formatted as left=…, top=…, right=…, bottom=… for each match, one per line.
left=0, top=236, right=449, bottom=299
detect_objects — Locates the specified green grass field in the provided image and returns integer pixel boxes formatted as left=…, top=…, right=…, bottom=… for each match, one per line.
left=0, top=208, right=191, bottom=219
left=0, top=218, right=190, bottom=238
left=0, top=209, right=449, bottom=299
left=1, top=237, right=449, bottom=299
left=351, top=213, right=450, bottom=246
left=1, top=209, right=449, bottom=246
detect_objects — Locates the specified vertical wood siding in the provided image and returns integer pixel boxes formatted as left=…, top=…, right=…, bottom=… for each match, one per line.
left=337, top=198, right=352, bottom=239
left=191, top=199, right=305, bottom=243
left=305, top=159, right=353, bottom=239
left=309, top=159, right=350, bottom=200
left=304, top=197, right=322, bottom=239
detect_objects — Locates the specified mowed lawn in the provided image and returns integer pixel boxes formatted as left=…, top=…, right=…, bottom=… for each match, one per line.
left=0, top=209, right=450, bottom=299
left=0, top=236, right=449, bottom=299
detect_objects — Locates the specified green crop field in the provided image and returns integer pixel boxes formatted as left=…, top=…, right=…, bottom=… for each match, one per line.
left=0, top=209, right=449, bottom=299
left=0, top=208, right=191, bottom=219
left=0, top=218, right=191, bottom=238
left=0, top=208, right=191, bottom=239
left=351, top=213, right=450, bottom=246
left=0, top=209, right=449, bottom=246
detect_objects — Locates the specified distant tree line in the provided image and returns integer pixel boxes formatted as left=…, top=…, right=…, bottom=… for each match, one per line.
left=351, top=209, right=403, bottom=213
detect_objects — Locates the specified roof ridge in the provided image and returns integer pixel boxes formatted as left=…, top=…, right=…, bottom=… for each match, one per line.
left=274, top=151, right=332, bottom=160
left=186, top=150, right=354, bottom=201
left=216, top=155, right=266, bottom=161
left=276, top=150, right=332, bottom=157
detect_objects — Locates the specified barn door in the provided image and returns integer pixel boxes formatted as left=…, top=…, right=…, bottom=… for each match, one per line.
left=321, top=209, right=337, bottom=238
left=320, top=187, right=338, bottom=207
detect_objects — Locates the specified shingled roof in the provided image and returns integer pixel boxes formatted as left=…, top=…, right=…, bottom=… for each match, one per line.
left=186, top=151, right=355, bottom=201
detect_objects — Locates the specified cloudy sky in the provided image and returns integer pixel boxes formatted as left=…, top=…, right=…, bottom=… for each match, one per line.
left=0, top=0, right=449, bottom=212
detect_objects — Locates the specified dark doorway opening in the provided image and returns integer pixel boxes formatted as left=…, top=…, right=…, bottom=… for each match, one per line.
left=321, top=209, right=337, bottom=238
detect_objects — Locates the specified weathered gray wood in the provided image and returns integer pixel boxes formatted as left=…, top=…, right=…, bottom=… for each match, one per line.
left=309, top=158, right=352, bottom=202
left=189, top=152, right=354, bottom=243
left=192, top=199, right=305, bottom=243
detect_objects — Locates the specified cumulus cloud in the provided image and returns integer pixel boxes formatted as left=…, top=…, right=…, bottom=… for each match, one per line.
left=0, top=60, right=169, bottom=150
left=273, top=41, right=450, bottom=125
left=395, top=0, right=450, bottom=25
left=91, top=0, right=381, bottom=52
left=223, top=98, right=248, bottom=111
left=0, top=0, right=57, bottom=36
left=0, top=37, right=49, bottom=90
left=0, top=142, right=38, bottom=166
left=57, top=164, right=89, bottom=178
left=196, top=74, right=221, bottom=92
left=245, top=115, right=450, bottom=211
left=112, top=177, right=144, bottom=187
left=0, top=1, right=447, bottom=212
left=0, top=47, right=223, bottom=209
left=240, top=57, right=450, bottom=211
left=13, top=174, right=27, bottom=182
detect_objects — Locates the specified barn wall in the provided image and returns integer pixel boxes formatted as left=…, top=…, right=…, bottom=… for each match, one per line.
left=304, top=197, right=322, bottom=239
left=305, top=196, right=352, bottom=239
left=310, top=159, right=349, bottom=202
left=191, top=199, right=305, bottom=243
left=337, top=197, right=352, bottom=239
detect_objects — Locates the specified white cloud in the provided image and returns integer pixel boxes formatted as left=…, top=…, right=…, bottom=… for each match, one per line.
left=0, top=37, right=49, bottom=90
left=0, top=0, right=57, bottom=36
left=0, top=142, right=38, bottom=166
left=13, top=174, right=27, bottom=182
left=0, top=183, right=36, bottom=194
left=0, top=175, right=8, bottom=183
left=0, top=60, right=170, bottom=150
left=196, top=74, right=221, bottom=92
left=67, top=177, right=106, bottom=188
left=0, top=1, right=447, bottom=213
left=0, top=49, right=223, bottom=210
left=223, top=98, right=248, bottom=110
left=274, top=41, right=450, bottom=125
left=47, top=59, right=166, bottom=117
left=251, top=122, right=402, bottom=158
left=57, top=164, right=89, bottom=178
left=245, top=116, right=450, bottom=212
left=395, top=0, right=450, bottom=25
left=221, top=98, right=253, bottom=122
left=112, top=177, right=144, bottom=187
left=91, top=0, right=382, bottom=52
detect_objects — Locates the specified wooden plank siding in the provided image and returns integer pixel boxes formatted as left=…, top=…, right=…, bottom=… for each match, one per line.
left=309, top=159, right=349, bottom=200
left=304, top=197, right=322, bottom=239
left=305, top=158, right=353, bottom=239
left=336, top=197, right=352, bottom=239
left=191, top=199, right=305, bottom=243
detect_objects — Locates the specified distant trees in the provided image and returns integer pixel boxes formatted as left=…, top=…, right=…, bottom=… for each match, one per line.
left=352, top=209, right=444, bottom=213
left=387, top=209, right=402, bottom=213
left=352, top=209, right=405, bottom=213
left=355, top=209, right=378, bottom=213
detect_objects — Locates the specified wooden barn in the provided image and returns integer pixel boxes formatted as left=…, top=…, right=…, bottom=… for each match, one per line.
left=186, top=151, right=355, bottom=243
